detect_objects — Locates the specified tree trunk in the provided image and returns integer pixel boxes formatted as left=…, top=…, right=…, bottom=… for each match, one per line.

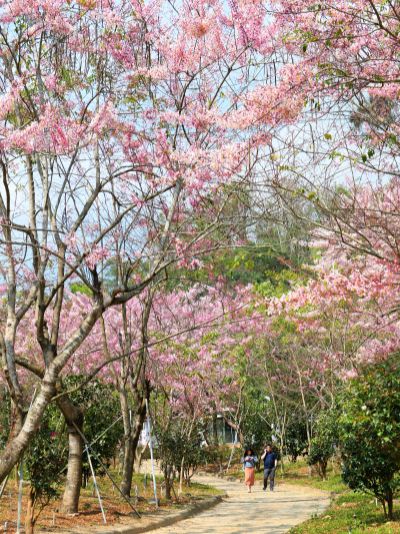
left=279, top=411, right=287, bottom=475
left=119, top=387, right=132, bottom=496
left=82, top=468, right=89, bottom=489
left=25, top=487, right=35, bottom=534
left=121, top=435, right=135, bottom=497
left=178, top=457, right=184, bottom=495
left=386, top=490, right=394, bottom=520
left=62, top=421, right=83, bottom=513
left=8, top=400, right=24, bottom=444
left=164, top=466, right=173, bottom=500
left=0, top=375, right=56, bottom=483
left=130, top=397, right=147, bottom=467
left=316, top=460, right=327, bottom=480
left=58, top=399, right=84, bottom=514
left=120, top=395, right=147, bottom=497
left=212, top=412, right=219, bottom=446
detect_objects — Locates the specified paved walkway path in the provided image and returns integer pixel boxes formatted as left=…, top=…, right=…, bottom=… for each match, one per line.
left=152, top=475, right=330, bottom=534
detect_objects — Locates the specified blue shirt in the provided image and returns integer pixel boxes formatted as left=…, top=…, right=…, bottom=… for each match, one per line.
left=263, top=452, right=277, bottom=469
left=242, top=455, right=258, bottom=468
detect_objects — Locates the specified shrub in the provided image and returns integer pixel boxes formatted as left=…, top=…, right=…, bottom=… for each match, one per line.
left=338, top=357, right=400, bottom=520
left=285, top=416, right=308, bottom=462
left=308, top=410, right=337, bottom=479
left=154, top=420, right=205, bottom=499
left=24, top=406, right=66, bottom=534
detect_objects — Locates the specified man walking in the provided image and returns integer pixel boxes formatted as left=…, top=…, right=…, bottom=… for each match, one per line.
left=261, top=444, right=278, bottom=491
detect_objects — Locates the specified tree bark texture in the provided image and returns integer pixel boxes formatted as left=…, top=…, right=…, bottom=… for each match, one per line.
left=59, top=403, right=84, bottom=514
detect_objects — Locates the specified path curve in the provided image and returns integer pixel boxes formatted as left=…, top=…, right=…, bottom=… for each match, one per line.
left=152, top=475, right=330, bottom=534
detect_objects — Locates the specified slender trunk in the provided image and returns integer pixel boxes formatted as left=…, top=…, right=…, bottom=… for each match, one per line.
left=121, top=435, right=135, bottom=497
left=82, top=468, right=89, bottom=488
left=317, top=460, right=327, bottom=480
left=25, top=487, right=35, bottom=534
left=179, top=457, right=184, bottom=496
left=119, top=386, right=132, bottom=497
left=120, top=394, right=147, bottom=497
left=164, top=466, right=173, bottom=500
left=0, top=475, right=8, bottom=498
left=382, top=499, right=387, bottom=518
left=179, top=417, right=195, bottom=492
left=165, top=481, right=171, bottom=500
left=279, top=410, right=287, bottom=475
left=136, top=444, right=145, bottom=471
left=130, top=397, right=147, bottom=466
left=212, top=411, right=218, bottom=446
left=387, top=490, right=394, bottom=520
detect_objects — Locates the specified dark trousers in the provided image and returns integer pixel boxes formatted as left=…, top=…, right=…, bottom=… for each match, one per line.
left=263, top=467, right=276, bottom=490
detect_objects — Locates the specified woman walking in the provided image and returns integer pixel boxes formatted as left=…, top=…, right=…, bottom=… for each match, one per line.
left=241, top=447, right=258, bottom=493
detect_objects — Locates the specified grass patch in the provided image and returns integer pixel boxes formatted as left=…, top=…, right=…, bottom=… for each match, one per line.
left=277, top=459, right=347, bottom=493
left=289, top=491, right=400, bottom=533
left=188, top=481, right=225, bottom=497
left=279, top=460, right=400, bottom=533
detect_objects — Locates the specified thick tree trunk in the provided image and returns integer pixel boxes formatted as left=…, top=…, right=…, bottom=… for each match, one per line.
left=0, top=376, right=56, bottom=483
left=58, top=398, right=84, bottom=514
left=62, top=422, right=84, bottom=513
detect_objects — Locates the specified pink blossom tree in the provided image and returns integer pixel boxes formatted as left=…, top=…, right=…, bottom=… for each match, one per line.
left=269, top=180, right=400, bottom=394
left=0, top=0, right=309, bottom=498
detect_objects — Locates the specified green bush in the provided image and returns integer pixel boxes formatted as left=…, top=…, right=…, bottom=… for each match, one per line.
left=285, top=416, right=308, bottom=462
left=308, top=410, right=337, bottom=479
left=154, top=420, right=206, bottom=499
left=25, top=405, right=66, bottom=533
left=203, top=444, right=240, bottom=470
left=338, top=357, right=400, bottom=520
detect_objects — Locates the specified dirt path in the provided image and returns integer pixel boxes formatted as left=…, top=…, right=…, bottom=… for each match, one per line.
left=151, top=475, right=330, bottom=534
